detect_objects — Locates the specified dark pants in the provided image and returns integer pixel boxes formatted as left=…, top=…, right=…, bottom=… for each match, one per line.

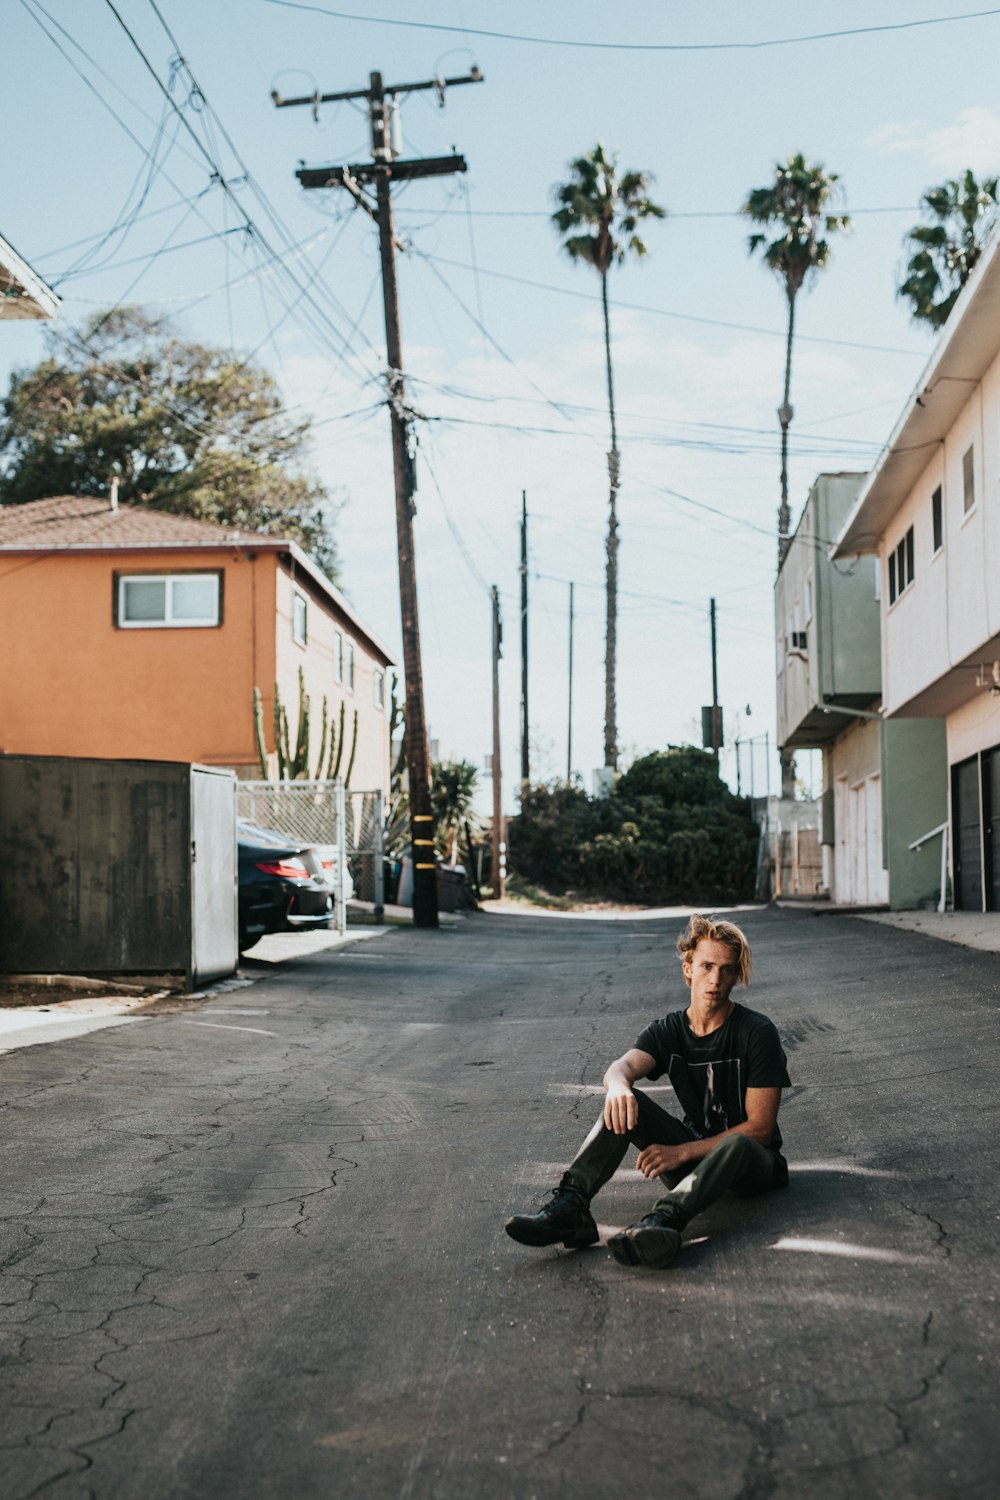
left=562, top=1088, right=788, bottom=1231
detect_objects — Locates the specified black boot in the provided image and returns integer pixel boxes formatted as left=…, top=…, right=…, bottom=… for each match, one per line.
left=607, top=1211, right=681, bottom=1269
left=504, top=1186, right=599, bottom=1249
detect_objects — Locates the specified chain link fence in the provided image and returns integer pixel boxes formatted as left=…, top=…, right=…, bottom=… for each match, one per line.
left=236, top=780, right=384, bottom=932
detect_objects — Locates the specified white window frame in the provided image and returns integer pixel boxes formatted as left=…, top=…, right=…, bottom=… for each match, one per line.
left=292, top=590, right=308, bottom=647
left=962, top=444, right=976, bottom=517
left=374, top=668, right=385, bottom=710
left=887, top=524, right=915, bottom=607
left=333, top=630, right=344, bottom=683
left=117, top=571, right=221, bottom=629
left=346, top=639, right=355, bottom=693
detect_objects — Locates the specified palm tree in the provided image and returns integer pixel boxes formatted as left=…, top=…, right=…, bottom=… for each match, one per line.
left=741, top=154, right=851, bottom=568
left=431, top=759, right=480, bottom=866
left=898, top=170, right=1000, bottom=329
left=552, top=144, right=664, bottom=774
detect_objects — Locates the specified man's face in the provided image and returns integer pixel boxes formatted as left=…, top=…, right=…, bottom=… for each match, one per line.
left=683, top=938, right=741, bottom=1007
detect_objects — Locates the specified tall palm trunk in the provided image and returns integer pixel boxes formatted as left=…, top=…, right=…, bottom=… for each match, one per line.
left=778, top=284, right=798, bottom=799
left=777, top=285, right=797, bottom=566
left=601, top=267, right=619, bottom=772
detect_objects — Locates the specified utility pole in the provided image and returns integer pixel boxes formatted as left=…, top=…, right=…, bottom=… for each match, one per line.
left=491, top=585, right=506, bottom=900
left=710, top=596, right=720, bottom=766
left=520, top=491, right=529, bottom=790
left=701, top=597, right=723, bottom=768
left=274, top=64, right=484, bottom=928
left=567, top=581, right=575, bottom=784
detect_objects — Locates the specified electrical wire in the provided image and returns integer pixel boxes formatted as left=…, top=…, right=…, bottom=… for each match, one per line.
left=102, top=0, right=382, bottom=386
left=260, top=1, right=1000, bottom=54
left=393, top=205, right=924, bottom=222
left=408, top=249, right=576, bottom=421
left=413, top=252, right=926, bottom=359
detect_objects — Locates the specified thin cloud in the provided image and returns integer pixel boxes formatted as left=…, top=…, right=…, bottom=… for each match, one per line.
left=869, top=106, right=1000, bottom=175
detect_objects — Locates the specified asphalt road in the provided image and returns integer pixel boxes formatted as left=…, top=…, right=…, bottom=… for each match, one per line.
left=2, top=906, right=998, bottom=1499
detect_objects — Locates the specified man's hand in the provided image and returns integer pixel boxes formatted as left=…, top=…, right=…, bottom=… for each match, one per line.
left=635, top=1143, right=694, bottom=1179
left=602, top=1049, right=656, bottom=1134
left=604, top=1083, right=638, bottom=1134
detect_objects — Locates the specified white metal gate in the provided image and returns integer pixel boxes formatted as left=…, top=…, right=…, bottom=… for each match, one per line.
left=236, top=780, right=384, bottom=933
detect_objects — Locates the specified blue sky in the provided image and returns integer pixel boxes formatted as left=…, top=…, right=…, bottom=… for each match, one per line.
left=5, top=2, right=1000, bottom=807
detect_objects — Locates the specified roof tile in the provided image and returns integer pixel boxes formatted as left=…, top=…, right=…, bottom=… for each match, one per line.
left=0, top=496, right=271, bottom=548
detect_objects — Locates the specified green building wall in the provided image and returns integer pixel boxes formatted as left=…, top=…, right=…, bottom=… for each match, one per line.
left=881, top=718, right=948, bottom=909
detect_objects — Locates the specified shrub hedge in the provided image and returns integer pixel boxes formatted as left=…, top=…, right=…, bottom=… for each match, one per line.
left=508, top=746, right=758, bottom=904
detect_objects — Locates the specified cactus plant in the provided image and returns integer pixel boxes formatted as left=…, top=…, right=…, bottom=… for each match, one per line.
left=343, top=708, right=359, bottom=789
left=253, top=687, right=269, bottom=777
left=257, top=671, right=315, bottom=781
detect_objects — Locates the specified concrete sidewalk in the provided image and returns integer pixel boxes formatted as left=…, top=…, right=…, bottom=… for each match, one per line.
left=777, top=899, right=1000, bottom=956
left=0, top=922, right=394, bottom=1056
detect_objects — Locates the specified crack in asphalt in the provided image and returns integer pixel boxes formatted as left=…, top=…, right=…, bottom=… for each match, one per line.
left=902, top=1203, right=951, bottom=1258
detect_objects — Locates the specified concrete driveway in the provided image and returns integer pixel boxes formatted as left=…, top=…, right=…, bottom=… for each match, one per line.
left=0, top=905, right=997, bottom=1498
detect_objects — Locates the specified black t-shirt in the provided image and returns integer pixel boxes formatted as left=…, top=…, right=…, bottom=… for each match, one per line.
left=634, top=1003, right=791, bottom=1153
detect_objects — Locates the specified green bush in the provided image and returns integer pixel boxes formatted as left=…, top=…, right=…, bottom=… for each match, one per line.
left=508, top=747, right=758, bottom=904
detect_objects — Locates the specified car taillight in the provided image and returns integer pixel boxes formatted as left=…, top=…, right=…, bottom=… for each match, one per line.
left=322, top=860, right=336, bottom=872
left=255, top=858, right=309, bottom=879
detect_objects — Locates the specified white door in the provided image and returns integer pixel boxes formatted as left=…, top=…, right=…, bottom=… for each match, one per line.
left=834, top=776, right=849, bottom=902
left=849, top=781, right=864, bottom=902
left=190, top=768, right=238, bottom=985
left=864, top=774, right=889, bottom=905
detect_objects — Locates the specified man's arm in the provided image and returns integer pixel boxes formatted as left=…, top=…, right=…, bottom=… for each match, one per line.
left=634, top=1086, right=783, bottom=1179
left=603, top=1048, right=657, bottom=1133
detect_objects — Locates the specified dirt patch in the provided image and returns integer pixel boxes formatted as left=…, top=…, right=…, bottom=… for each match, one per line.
left=0, top=979, right=164, bottom=1010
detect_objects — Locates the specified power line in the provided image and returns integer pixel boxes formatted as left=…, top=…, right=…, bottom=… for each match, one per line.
left=423, top=408, right=881, bottom=460
left=103, top=0, right=382, bottom=384
left=406, top=372, right=884, bottom=450
left=414, top=252, right=926, bottom=358
left=53, top=226, right=247, bottom=283
left=409, top=248, right=575, bottom=421
left=394, top=205, right=922, bottom=222
left=261, top=1, right=1000, bottom=54
left=23, top=0, right=365, bottom=384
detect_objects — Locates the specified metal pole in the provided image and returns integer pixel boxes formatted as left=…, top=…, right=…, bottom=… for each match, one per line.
left=373, top=789, right=385, bottom=923
left=567, top=581, right=575, bottom=783
left=491, top=585, right=505, bottom=899
left=335, top=778, right=348, bottom=936
left=710, top=596, right=720, bottom=765
left=520, top=490, right=529, bottom=788
left=371, top=74, right=437, bottom=929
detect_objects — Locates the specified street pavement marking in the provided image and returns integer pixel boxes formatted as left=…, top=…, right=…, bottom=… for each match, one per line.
left=788, top=1160, right=905, bottom=1178
left=770, top=1236, right=927, bottom=1264
left=182, top=1020, right=278, bottom=1037
left=209, top=1008, right=273, bottom=1016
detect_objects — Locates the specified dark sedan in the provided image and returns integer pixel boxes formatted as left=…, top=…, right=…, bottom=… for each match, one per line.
left=237, top=821, right=334, bottom=951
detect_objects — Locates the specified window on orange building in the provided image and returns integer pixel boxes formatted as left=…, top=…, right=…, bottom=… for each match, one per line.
left=118, top=572, right=220, bottom=627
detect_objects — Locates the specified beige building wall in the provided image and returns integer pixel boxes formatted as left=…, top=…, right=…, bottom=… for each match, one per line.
left=947, top=693, right=1000, bottom=767
left=268, top=562, right=391, bottom=794
left=881, top=351, right=1000, bottom=716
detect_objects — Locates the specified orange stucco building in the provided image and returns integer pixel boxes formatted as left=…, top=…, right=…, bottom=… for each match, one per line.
left=0, top=497, right=395, bottom=792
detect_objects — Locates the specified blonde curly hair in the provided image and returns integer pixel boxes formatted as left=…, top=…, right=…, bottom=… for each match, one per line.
left=676, top=914, right=751, bottom=987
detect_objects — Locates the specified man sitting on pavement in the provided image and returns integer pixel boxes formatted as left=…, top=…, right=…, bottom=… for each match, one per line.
left=504, top=914, right=791, bottom=1269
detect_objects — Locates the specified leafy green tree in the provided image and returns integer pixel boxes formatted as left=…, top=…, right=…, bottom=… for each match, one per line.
left=431, top=759, right=480, bottom=865
left=553, top=145, right=664, bottom=772
left=741, top=154, right=851, bottom=567
left=0, top=306, right=340, bottom=575
left=510, top=748, right=757, bottom=904
left=897, top=170, right=1000, bottom=329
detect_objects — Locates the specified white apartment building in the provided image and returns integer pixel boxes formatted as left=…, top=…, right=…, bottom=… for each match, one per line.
left=836, top=226, right=1000, bottom=911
